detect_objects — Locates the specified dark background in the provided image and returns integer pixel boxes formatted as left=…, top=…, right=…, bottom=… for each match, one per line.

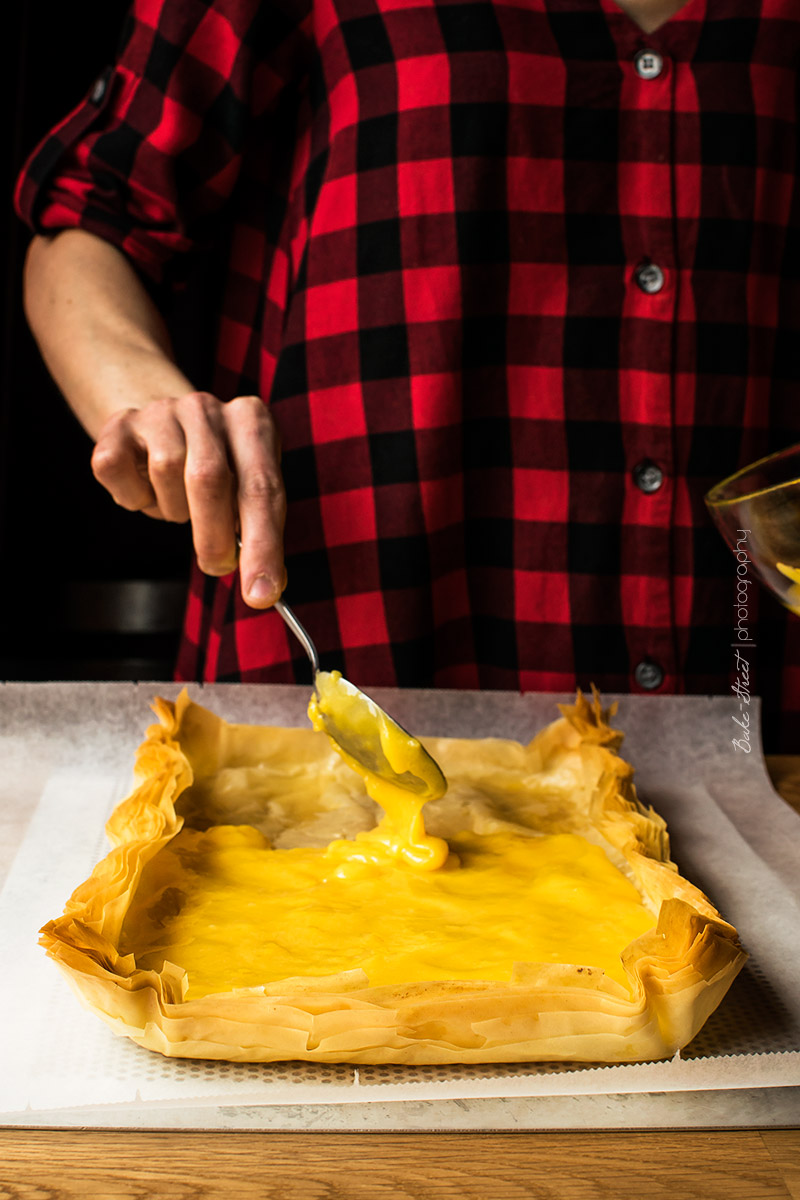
left=3, top=2, right=193, bottom=680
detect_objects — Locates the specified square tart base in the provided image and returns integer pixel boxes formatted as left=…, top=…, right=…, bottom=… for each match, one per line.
left=40, top=689, right=746, bottom=1063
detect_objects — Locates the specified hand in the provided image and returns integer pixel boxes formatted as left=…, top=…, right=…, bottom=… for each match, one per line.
left=91, top=392, right=286, bottom=607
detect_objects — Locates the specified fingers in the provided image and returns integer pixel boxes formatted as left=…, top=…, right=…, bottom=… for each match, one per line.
left=91, top=392, right=287, bottom=603
left=180, top=393, right=238, bottom=575
left=91, top=409, right=160, bottom=515
left=140, top=404, right=190, bottom=523
left=224, top=395, right=286, bottom=607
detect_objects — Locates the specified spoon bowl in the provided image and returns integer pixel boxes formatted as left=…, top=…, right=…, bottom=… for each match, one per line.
left=274, top=601, right=446, bottom=799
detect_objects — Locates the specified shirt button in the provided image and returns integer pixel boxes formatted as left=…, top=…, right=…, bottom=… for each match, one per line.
left=635, top=660, right=664, bottom=690
left=89, top=68, right=111, bottom=105
left=633, top=460, right=664, bottom=494
left=634, top=49, right=664, bottom=80
left=635, top=262, right=665, bottom=294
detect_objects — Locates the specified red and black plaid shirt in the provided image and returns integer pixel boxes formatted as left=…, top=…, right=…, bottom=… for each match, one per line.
left=15, top=0, right=800, bottom=751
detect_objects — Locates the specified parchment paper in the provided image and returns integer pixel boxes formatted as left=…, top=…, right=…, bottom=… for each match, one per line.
left=1, top=683, right=799, bottom=1121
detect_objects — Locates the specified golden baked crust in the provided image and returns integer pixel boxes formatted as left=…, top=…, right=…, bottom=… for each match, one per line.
left=40, top=689, right=746, bottom=1063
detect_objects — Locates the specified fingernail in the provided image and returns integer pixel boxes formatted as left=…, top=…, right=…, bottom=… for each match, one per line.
left=198, top=559, right=238, bottom=578
left=248, top=575, right=278, bottom=604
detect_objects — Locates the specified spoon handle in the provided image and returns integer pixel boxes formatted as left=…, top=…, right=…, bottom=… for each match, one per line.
left=274, top=599, right=320, bottom=675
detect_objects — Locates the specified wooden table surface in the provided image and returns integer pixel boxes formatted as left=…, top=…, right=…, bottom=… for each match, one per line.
left=1, top=757, right=798, bottom=1200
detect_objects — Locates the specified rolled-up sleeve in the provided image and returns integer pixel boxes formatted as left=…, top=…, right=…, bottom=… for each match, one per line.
left=14, top=0, right=291, bottom=284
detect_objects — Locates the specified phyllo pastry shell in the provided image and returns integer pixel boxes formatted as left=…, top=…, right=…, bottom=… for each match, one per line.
left=40, top=689, right=746, bottom=1063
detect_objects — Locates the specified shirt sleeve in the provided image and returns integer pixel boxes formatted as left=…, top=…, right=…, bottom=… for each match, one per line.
left=14, top=0, right=306, bottom=285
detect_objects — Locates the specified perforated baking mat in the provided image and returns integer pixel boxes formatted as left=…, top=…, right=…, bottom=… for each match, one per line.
left=1, top=683, right=798, bottom=1130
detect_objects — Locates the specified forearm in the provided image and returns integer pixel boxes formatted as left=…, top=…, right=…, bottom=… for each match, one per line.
left=23, top=229, right=194, bottom=440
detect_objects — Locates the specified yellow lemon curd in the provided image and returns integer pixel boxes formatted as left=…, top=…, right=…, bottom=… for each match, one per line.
left=118, top=679, right=656, bottom=1001
left=120, top=825, right=654, bottom=998
left=777, top=561, right=800, bottom=613
left=308, top=670, right=448, bottom=870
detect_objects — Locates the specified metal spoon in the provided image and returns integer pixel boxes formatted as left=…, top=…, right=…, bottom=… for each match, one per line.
left=274, top=600, right=446, bottom=798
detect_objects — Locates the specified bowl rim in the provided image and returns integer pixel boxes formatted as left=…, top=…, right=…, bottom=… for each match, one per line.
left=705, top=442, right=800, bottom=508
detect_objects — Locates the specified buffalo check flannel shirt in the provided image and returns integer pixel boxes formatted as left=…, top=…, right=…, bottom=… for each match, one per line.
left=15, top=0, right=800, bottom=751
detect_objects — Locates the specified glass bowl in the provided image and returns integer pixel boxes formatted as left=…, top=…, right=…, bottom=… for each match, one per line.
left=705, top=443, right=800, bottom=616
